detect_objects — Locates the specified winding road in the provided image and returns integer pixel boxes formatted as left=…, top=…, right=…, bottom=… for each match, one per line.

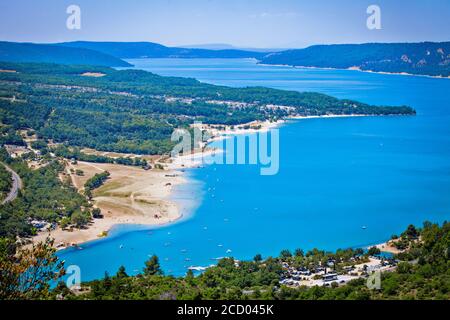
left=1, top=162, right=22, bottom=204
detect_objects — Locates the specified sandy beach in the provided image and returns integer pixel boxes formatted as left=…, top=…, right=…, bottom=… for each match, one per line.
left=165, top=120, right=283, bottom=168
left=33, top=161, right=187, bottom=248
left=373, top=241, right=403, bottom=254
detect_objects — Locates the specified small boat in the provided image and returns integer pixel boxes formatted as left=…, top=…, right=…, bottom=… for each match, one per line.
left=119, top=244, right=124, bottom=249
left=226, top=249, right=232, bottom=253
left=217, top=244, right=223, bottom=247
left=362, top=226, right=367, bottom=230
left=188, top=266, right=208, bottom=271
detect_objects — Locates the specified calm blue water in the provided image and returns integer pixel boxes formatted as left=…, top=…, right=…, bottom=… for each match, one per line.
left=59, top=58, right=450, bottom=281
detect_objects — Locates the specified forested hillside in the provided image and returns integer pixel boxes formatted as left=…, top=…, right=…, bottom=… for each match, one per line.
left=0, top=62, right=414, bottom=155
left=261, top=42, right=450, bottom=77
left=0, top=42, right=131, bottom=67
left=0, top=147, right=90, bottom=238
left=4, top=41, right=450, bottom=77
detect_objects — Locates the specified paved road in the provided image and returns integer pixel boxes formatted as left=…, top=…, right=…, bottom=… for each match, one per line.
left=1, top=162, right=22, bottom=204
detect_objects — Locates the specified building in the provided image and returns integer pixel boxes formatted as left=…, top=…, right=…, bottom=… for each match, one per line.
left=322, top=273, right=338, bottom=282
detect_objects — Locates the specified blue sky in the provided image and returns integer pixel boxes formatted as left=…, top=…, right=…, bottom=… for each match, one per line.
left=0, top=0, right=449, bottom=48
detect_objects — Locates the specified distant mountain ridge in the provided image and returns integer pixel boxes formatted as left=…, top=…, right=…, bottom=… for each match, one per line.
left=260, top=42, right=450, bottom=77
left=1, top=41, right=449, bottom=77
left=58, top=41, right=268, bottom=59
left=179, top=43, right=285, bottom=52
left=0, top=41, right=131, bottom=67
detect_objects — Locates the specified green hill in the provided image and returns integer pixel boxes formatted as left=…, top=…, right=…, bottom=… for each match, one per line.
left=260, top=42, right=450, bottom=77
left=0, top=61, right=414, bottom=155
left=0, top=42, right=131, bottom=67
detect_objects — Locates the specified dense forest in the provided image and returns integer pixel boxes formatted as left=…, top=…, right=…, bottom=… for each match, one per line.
left=0, top=61, right=414, bottom=155
left=0, top=162, right=12, bottom=201
left=0, top=221, right=448, bottom=300
left=0, top=42, right=131, bottom=67
left=261, top=42, right=450, bottom=77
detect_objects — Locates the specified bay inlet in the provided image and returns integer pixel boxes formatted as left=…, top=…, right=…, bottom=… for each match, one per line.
left=58, top=58, right=450, bottom=281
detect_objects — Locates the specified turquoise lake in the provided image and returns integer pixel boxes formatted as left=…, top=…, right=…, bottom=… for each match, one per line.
left=58, top=58, right=450, bottom=281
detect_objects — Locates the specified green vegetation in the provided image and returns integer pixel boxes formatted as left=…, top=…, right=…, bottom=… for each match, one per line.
left=0, top=237, right=64, bottom=300
left=0, top=41, right=131, bottom=67
left=53, top=145, right=147, bottom=167
left=0, top=127, right=25, bottom=146
left=0, top=61, right=414, bottom=155
left=367, top=246, right=381, bottom=256
left=0, top=163, right=12, bottom=201
left=84, top=171, right=110, bottom=193
left=42, top=221, right=447, bottom=300
left=0, top=221, right=448, bottom=300
left=0, top=147, right=91, bottom=238
left=261, top=42, right=450, bottom=77
left=7, top=41, right=449, bottom=77
left=30, top=140, right=48, bottom=150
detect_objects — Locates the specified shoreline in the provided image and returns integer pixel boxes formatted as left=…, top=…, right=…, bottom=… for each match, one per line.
left=373, top=241, right=404, bottom=255
left=257, top=62, right=450, bottom=80
left=35, top=113, right=395, bottom=249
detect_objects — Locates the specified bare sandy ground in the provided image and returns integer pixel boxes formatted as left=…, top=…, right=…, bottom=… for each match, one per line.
left=34, top=161, right=186, bottom=247
left=374, top=241, right=403, bottom=254
left=81, top=72, right=106, bottom=77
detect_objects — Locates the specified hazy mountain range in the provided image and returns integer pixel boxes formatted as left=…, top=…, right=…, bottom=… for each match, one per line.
left=58, top=41, right=267, bottom=60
